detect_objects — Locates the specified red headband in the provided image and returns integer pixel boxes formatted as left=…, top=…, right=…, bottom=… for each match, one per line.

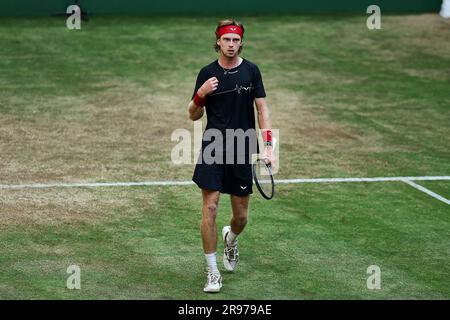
left=216, top=25, right=244, bottom=38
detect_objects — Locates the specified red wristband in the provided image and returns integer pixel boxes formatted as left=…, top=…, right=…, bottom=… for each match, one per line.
left=262, top=130, right=272, bottom=143
left=193, top=92, right=206, bottom=107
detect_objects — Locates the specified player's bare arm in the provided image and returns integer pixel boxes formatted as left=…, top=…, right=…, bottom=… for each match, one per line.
left=188, top=100, right=204, bottom=121
left=255, top=97, right=274, bottom=165
left=188, top=77, right=219, bottom=121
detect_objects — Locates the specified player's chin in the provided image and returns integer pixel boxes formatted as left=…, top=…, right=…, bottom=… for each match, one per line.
left=225, top=50, right=237, bottom=57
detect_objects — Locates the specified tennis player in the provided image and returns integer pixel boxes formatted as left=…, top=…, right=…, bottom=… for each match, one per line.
left=188, top=19, right=273, bottom=293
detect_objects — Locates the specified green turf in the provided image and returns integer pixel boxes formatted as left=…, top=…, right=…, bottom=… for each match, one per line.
left=0, top=183, right=449, bottom=299
left=415, top=181, right=450, bottom=200
left=0, top=15, right=449, bottom=180
left=0, top=14, right=449, bottom=299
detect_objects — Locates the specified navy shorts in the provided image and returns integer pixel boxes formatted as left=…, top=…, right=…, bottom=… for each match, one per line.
left=193, top=162, right=253, bottom=197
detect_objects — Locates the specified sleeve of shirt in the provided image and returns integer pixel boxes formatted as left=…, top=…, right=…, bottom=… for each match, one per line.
left=253, top=65, right=266, bottom=98
left=191, top=68, right=208, bottom=100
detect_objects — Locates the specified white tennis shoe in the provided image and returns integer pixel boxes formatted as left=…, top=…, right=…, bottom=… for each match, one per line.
left=222, top=226, right=239, bottom=272
left=203, top=270, right=222, bottom=293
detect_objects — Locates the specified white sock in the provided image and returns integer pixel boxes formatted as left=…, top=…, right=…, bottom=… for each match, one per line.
left=205, top=253, right=219, bottom=273
left=227, top=229, right=238, bottom=245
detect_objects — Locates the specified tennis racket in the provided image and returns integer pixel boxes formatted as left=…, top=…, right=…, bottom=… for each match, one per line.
left=252, top=158, right=275, bottom=200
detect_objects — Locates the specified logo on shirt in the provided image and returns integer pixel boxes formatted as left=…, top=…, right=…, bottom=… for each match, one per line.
left=237, top=83, right=253, bottom=94
left=209, top=83, right=254, bottom=97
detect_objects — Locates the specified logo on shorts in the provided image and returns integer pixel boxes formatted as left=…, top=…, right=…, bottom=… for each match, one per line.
left=240, top=185, right=247, bottom=190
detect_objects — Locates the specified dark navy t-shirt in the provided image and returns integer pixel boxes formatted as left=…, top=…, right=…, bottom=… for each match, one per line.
left=192, top=58, right=266, bottom=133
left=192, top=58, right=266, bottom=162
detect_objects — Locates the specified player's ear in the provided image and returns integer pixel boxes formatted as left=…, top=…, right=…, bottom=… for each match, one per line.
left=238, top=40, right=243, bottom=50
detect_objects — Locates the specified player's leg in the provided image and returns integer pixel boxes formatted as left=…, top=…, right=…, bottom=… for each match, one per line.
left=201, top=189, right=220, bottom=254
left=222, top=194, right=250, bottom=272
left=230, top=194, right=250, bottom=235
left=221, top=163, right=252, bottom=272
left=201, top=189, right=222, bottom=292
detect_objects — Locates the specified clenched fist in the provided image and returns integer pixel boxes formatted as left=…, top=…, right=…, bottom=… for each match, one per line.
left=197, top=77, right=219, bottom=98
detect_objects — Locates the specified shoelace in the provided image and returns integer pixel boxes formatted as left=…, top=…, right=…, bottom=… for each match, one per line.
left=225, top=242, right=239, bottom=261
left=207, top=272, right=221, bottom=284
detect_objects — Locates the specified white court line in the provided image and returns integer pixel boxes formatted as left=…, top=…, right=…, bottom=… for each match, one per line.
left=1, top=175, right=449, bottom=205
left=0, top=176, right=449, bottom=190
left=402, top=179, right=450, bottom=205
left=275, top=176, right=450, bottom=184
left=0, top=180, right=195, bottom=189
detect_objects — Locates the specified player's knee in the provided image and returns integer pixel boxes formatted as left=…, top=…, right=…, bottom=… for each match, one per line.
left=236, top=215, right=247, bottom=226
left=204, top=203, right=218, bottom=220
